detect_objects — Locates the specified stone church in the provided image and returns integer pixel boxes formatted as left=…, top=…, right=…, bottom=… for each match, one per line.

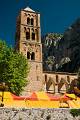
left=15, top=7, right=77, bottom=95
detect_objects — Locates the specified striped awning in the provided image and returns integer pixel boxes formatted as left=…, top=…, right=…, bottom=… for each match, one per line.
left=26, top=92, right=70, bottom=101
left=0, top=91, right=79, bottom=108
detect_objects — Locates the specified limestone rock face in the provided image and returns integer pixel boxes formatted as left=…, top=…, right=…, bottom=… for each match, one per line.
left=42, top=33, right=63, bottom=71
left=42, top=18, right=80, bottom=72
left=58, top=18, right=80, bottom=72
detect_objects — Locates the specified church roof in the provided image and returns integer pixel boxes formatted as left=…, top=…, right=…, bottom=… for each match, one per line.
left=24, top=7, right=35, bottom=12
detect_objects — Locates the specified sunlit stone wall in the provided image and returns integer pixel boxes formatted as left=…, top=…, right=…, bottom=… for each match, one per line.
left=0, top=108, right=79, bottom=120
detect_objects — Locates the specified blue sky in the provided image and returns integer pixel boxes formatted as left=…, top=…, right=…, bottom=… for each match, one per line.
left=0, top=0, right=80, bottom=46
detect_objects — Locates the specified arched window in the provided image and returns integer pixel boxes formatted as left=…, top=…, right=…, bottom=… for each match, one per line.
left=32, top=32, right=35, bottom=40
left=27, top=17, right=30, bottom=25
left=27, top=52, right=30, bottom=59
left=31, top=52, right=35, bottom=60
left=26, top=28, right=30, bottom=40
left=31, top=18, right=34, bottom=25
left=31, top=29, right=35, bottom=40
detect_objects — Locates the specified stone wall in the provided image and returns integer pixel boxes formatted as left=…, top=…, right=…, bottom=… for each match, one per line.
left=0, top=108, right=79, bottom=120
left=22, top=61, right=43, bottom=96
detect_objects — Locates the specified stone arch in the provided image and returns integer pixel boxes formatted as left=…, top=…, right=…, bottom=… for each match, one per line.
left=31, top=52, right=35, bottom=60
left=69, top=79, right=78, bottom=94
left=46, top=77, right=55, bottom=93
left=31, top=28, right=35, bottom=40
left=31, top=18, right=34, bottom=25
left=27, top=17, right=30, bottom=25
left=26, top=28, right=30, bottom=40
left=58, top=78, right=68, bottom=93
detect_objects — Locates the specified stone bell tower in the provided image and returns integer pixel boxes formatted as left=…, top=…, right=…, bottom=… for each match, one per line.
left=15, top=7, right=43, bottom=93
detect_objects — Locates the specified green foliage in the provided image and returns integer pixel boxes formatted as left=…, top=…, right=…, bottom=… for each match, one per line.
left=70, top=109, right=80, bottom=117
left=0, top=40, right=29, bottom=95
left=47, top=33, right=63, bottom=39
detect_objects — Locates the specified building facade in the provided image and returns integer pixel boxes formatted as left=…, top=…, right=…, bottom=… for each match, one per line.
left=15, top=7, right=43, bottom=94
left=15, top=7, right=77, bottom=94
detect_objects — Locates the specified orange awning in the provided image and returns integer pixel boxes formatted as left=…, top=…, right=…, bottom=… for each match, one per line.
left=25, top=92, right=69, bottom=101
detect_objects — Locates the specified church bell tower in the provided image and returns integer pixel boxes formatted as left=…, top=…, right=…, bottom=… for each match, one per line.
left=15, top=7, right=43, bottom=93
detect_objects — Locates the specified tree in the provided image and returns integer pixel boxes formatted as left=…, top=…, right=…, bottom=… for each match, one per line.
left=0, top=40, right=29, bottom=95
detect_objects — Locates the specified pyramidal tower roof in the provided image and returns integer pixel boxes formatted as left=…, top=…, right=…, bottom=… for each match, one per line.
left=24, top=7, right=35, bottom=12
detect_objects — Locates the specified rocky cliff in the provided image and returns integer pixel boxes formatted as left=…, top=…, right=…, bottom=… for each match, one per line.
left=42, top=33, right=63, bottom=71
left=42, top=18, right=80, bottom=72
